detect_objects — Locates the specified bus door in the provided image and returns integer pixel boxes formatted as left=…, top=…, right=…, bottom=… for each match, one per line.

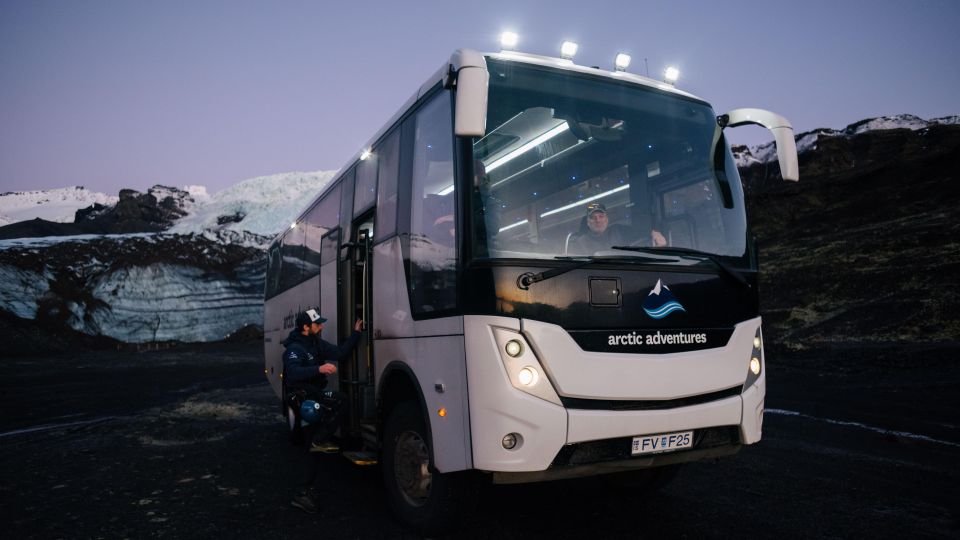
left=340, top=213, right=377, bottom=440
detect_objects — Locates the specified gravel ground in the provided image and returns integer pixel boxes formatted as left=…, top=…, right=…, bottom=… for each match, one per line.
left=1, top=341, right=958, bottom=539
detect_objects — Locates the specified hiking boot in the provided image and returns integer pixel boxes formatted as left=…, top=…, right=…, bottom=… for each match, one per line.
left=290, top=488, right=320, bottom=514
left=309, top=440, right=340, bottom=453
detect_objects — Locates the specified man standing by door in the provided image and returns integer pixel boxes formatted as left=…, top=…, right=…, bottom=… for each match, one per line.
left=283, top=308, right=363, bottom=513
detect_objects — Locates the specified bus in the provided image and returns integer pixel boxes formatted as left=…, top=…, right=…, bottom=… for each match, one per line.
left=263, top=46, right=798, bottom=533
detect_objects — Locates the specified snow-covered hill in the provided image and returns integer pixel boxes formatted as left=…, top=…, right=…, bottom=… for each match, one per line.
left=0, top=186, right=118, bottom=226
left=0, top=171, right=337, bottom=343
left=169, top=170, right=337, bottom=237
left=733, top=114, right=960, bottom=168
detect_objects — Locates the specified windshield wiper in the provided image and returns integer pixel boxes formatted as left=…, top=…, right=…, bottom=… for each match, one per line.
left=610, top=246, right=752, bottom=289
left=517, top=255, right=677, bottom=290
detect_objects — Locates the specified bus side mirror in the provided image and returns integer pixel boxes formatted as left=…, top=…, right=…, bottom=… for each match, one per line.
left=454, top=67, right=488, bottom=137
left=721, top=108, right=799, bottom=181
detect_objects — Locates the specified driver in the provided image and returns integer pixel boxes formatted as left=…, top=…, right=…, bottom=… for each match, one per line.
left=572, top=203, right=666, bottom=253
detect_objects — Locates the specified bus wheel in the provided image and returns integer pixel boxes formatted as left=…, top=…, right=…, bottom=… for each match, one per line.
left=381, top=402, right=476, bottom=535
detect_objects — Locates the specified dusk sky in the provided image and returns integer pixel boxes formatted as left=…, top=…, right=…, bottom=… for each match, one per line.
left=2, top=0, right=958, bottom=195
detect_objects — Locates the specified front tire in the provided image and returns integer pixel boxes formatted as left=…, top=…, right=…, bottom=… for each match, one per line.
left=381, top=402, right=476, bottom=535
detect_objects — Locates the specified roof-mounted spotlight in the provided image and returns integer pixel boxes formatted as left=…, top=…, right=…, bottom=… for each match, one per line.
left=664, top=66, right=680, bottom=84
left=500, top=31, right=519, bottom=51
left=560, top=41, right=578, bottom=60
left=614, top=53, right=631, bottom=72
left=360, top=148, right=372, bottom=161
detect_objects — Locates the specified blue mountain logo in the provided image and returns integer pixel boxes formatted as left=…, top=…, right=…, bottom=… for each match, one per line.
left=643, top=279, right=686, bottom=319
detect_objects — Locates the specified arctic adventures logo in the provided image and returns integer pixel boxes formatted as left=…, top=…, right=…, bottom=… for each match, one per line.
left=642, top=279, right=685, bottom=319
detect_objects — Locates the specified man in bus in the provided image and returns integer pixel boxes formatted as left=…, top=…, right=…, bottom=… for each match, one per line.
left=283, top=308, right=363, bottom=514
left=572, top=202, right=667, bottom=253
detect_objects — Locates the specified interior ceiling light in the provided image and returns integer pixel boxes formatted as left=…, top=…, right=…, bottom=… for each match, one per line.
left=560, top=41, right=578, bottom=60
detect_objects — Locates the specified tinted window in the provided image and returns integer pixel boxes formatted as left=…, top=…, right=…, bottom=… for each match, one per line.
left=405, top=92, right=456, bottom=315
left=320, top=228, right=340, bottom=266
left=375, top=129, right=401, bottom=241
left=265, top=241, right=282, bottom=298
left=278, top=224, right=307, bottom=292
left=305, top=184, right=342, bottom=276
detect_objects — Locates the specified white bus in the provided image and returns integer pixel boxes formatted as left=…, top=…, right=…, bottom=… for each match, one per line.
left=264, top=46, right=798, bottom=533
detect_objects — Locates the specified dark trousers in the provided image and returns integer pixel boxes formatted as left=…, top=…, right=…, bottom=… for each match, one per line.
left=294, top=386, right=345, bottom=488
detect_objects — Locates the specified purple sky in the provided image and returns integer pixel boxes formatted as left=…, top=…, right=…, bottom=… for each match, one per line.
left=2, top=0, right=958, bottom=195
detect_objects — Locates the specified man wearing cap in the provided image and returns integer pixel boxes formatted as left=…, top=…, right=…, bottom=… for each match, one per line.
left=572, top=202, right=666, bottom=253
left=283, top=308, right=362, bottom=513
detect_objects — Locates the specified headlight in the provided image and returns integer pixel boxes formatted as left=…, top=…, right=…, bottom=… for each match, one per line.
left=744, top=328, right=763, bottom=389
left=493, top=328, right=561, bottom=405
left=505, top=339, right=523, bottom=357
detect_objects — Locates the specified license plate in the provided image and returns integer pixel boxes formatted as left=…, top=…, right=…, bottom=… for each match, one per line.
left=631, top=430, right=693, bottom=455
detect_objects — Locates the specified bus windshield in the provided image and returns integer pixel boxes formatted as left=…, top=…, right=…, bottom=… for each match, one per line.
left=471, top=59, right=749, bottom=266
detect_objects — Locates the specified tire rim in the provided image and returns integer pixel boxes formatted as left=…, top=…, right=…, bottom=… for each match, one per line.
left=394, top=429, right=432, bottom=507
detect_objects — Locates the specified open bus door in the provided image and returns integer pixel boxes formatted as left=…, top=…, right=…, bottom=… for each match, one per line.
left=340, top=213, right=378, bottom=459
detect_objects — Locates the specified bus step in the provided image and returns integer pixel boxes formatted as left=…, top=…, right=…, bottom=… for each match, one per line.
left=343, top=450, right=378, bottom=466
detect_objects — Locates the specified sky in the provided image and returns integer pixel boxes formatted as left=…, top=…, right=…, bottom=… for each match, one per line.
left=1, top=0, right=958, bottom=195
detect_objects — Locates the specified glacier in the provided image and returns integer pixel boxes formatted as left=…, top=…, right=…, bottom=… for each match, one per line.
left=0, top=171, right=335, bottom=344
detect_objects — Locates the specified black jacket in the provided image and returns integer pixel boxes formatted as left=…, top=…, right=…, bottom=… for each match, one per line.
left=282, top=329, right=361, bottom=389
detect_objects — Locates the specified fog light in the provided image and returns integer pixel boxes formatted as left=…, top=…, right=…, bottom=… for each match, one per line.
left=505, top=339, right=523, bottom=357
left=517, top=366, right=539, bottom=386
left=502, top=433, right=518, bottom=449
left=750, top=357, right=761, bottom=375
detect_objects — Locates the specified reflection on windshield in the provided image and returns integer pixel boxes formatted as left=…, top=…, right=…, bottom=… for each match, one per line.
left=471, top=60, right=748, bottom=266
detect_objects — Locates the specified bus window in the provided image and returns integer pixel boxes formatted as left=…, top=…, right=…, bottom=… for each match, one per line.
left=375, top=129, right=401, bottom=241
left=264, top=241, right=282, bottom=298
left=320, top=228, right=340, bottom=266
left=278, top=224, right=307, bottom=292
left=305, top=184, right=342, bottom=276
left=406, top=91, right=456, bottom=315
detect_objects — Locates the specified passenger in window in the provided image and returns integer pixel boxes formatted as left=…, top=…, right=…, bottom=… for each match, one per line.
left=571, top=203, right=666, bottom=253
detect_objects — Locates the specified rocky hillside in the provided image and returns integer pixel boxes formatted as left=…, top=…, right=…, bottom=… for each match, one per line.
left=0, top=186, right=197, bottom=239
left=741, top=119, right=960, bottom=349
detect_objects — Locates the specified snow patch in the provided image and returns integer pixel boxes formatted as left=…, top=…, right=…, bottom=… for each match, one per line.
left=169, top=170, right=337, bottom=237
left=0, top=186, right=118, bottom=225
left=741, top=114, right=959, bottom=165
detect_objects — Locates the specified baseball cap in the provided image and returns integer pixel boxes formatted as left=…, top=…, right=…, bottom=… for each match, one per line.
left=586, top=202, right=607, bottom=216
left=295, top=308, right=327, bottom=327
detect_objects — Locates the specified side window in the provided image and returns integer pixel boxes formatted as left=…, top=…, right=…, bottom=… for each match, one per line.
left=374, top=129, right=401, bottom=241
left=278, top=224, right=307, bottom=292
left=406, top=91, right=456, bottom=315
left=320, top=228, right=340, bottom=265
left=305, top=184, right=342, bottom=276
left=354, top=150, right=378, bottom=216
left=264, top=241, right=282, bottom=298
